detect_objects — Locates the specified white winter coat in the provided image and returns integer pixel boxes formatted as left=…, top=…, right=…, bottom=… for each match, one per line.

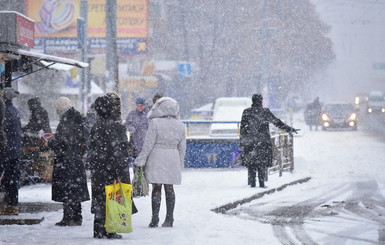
left=134, top=97, right=186, bottom=185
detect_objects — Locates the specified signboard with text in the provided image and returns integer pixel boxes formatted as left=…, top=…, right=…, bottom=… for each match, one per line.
left=24, top=0, right=148, bottom=56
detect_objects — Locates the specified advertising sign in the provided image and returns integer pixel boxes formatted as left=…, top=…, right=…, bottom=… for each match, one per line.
left=16, top=14, right=35, bottom=48
left=24, top=0, right=148, bottom=56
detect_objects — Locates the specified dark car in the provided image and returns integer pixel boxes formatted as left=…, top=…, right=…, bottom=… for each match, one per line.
left=321, top=103, right=358, bottom=131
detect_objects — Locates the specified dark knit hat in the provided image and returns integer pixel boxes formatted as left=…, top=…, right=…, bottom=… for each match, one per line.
left=252, top=93, right=263, bottom=106
left=135, top=96, right=146, bottom=105
left=94, top=95, right=113, bottom=119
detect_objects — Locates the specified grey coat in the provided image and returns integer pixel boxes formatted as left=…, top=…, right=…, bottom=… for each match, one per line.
left=134, top=97, right=186, bottom=185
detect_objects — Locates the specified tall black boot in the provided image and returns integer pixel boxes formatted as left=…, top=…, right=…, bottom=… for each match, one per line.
left=93, top=219, right=122, bottom=239
left=162, top=185, right=175, bottom=228
left=149, top=184, right=161, bottom=228
left=56, top=203, right=71, bottom=226
left=68, top=202, right=82, bottom=226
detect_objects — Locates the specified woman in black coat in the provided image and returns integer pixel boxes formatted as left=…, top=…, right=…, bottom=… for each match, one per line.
left=240, top=94, right=299, bottom=188
left=90, top=95, right=137, bottom=239
left=47, top=97, right=89, bottom=226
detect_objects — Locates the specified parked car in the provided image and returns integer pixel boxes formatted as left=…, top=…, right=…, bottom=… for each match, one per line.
left=321, top=103, right=358, bottom=131
left=367, top=91, right=385, bottom=114
left=210, top=97, right=251, bottom=137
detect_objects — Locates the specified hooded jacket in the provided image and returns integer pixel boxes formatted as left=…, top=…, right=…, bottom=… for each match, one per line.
left=134, top=97, right=186, bottom=185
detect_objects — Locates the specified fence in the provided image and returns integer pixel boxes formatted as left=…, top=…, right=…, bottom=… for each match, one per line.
left=182, top=120, right=294, bottom=176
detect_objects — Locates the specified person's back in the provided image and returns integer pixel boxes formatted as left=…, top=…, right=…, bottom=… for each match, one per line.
left=24, top=97, right=51, bottom=133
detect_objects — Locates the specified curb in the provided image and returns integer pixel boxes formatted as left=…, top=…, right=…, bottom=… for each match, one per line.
left=211, top=177, right=312, bottom=214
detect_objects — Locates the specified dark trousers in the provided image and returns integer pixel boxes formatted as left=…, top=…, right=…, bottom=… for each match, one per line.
left=248, top=165, right=266, bottom=187
left=63, top=202, right=82, bottom=221
left=0, top=158, right=20, bottom=206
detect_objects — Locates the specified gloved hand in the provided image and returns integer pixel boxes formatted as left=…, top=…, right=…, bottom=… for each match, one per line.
left=289, top=128, right=300, bottom=134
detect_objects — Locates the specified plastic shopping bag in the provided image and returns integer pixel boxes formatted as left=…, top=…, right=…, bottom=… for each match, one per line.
left=132, top=167, right=149, bottom=197
left=105, top=181, right=133, bottom=233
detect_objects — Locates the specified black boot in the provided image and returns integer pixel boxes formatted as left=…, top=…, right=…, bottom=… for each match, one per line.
left=149, top=184, right=161, bottom=228
left=93, top=220, right=122, bottom=239
left=162, top=185, right=175, bottom=228
left=55, top=203, right=70, bottom=226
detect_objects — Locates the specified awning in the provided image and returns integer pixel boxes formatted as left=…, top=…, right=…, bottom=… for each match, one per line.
left=0, top=49, right=88, bottom=68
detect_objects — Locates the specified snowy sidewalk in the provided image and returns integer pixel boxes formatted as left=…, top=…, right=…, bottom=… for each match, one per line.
left=0, top=165, right=310, bottom=245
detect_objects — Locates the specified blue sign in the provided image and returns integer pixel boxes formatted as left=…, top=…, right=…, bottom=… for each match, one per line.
left=178, top=63, right=192, bottom=77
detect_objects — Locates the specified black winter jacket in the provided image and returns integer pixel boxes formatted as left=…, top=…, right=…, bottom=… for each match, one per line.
left=1, top=100, right=21, bottom=160
left=90, top=117, right=137, bottom=214
left=240, top=104, right=294, bottom=168
left=49, top=107, right=90, bottom=203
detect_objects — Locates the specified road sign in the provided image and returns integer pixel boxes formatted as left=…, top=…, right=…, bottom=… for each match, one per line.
left=178, top=63, right=192, bottom=77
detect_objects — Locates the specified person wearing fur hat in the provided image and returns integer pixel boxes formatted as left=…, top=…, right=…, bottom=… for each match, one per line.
left=240, top=93, right=299, bottom=188
left=45, top=96, right=90, bottom=226
left=0, top=88, right=22, bottom=215
left=89, top=95, right=137, bottom=239
left=134, top=97, right=186, bottom=228
left=106, top=91, right=122, bottom=123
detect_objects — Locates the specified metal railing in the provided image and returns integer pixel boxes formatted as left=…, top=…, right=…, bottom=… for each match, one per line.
left=269, top=133, right=294, bottom=178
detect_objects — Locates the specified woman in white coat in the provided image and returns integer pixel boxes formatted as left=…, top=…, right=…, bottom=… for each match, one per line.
left=134, top=97, right=186, bottom=228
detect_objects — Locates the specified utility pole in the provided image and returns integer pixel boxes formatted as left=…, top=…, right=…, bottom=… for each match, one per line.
left=105, top=0, right=119, bottom=92
left=256, top=0, right=276, bottom=105
left=78, top=0, right=89, bottom=114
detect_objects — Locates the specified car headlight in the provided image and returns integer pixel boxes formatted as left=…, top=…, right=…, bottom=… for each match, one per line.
left=349, top=113, right=357, bottom=120
left=355, top=97, right=360, bottom=105
left=368, top=108, right=372, bottom=113
left=382, top=108, right=385, bottom=113
left=322, top=114, right=329, bottom=121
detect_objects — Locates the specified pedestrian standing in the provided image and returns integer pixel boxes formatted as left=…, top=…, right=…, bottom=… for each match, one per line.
left=23, top=97, right=51, bottom=134
left=46, top=97, right=90, bottom=226
left=134, top=97, right=186, bottom=228
left=0, top=88, right=22, bottom=215
left=0, top=89, right=6, bottom=155
left=240, top=94, right=299, bottom=188
left=89, top=95, right=137, bottom=239
left=124, top=96, right=149, bottom=158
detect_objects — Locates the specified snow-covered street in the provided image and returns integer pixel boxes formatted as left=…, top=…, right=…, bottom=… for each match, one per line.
left=1, top=112, right=385, bottom=245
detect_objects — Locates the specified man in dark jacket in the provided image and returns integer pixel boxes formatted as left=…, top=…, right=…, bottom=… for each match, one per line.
left=0, top=88, right=22, bottom=215
left=23, top=97, right=51, bottom=133
left=240, top=94, right=299, bottom=188
left=46, top=97, right=89, bottom=226
left=90, top=95, right=137, bottom=239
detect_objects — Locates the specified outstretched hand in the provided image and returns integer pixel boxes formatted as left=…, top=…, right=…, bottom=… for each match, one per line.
left=290, top=128, right=300, bottom=134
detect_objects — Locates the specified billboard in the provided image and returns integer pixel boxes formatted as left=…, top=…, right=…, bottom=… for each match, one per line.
left=24, top=0, right=148, bottom=56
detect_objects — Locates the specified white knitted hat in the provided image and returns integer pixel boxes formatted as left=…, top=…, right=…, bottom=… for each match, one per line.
left=55, top=96, right=72, bottom=113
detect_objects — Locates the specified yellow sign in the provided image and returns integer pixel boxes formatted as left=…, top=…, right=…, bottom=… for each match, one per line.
left=25, top=0, right=148, bottom=38
left=120, top=76, right=158, bottom=90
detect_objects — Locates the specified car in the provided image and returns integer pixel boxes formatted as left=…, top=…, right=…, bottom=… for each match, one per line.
left=321, top=103, right=358, bottom=131
left=209, top=97, right=251, bottom=137
left=354, top=93, right=368, bottom=107
left=367, top=91, right=385, bottom=114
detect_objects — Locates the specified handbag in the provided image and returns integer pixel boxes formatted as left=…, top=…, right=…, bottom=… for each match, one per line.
left=105, top=180, right=133, bottom=233
left=132, top=167, right=149, bottom=197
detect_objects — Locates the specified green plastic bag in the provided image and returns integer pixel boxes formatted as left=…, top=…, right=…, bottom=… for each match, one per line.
left=132, top=167, right=149, bottom=197
left=105, top=181, right=133, bottom=233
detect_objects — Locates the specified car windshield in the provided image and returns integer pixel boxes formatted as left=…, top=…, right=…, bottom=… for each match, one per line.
left=369, top=95, right=384, bottom=102
left=324, top=104, right=353, bottom=115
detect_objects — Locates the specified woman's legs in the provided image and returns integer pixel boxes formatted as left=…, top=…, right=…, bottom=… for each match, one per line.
left=149, top=184, right=162, bottom=227
left=163, top=184, right=175, bottom=227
